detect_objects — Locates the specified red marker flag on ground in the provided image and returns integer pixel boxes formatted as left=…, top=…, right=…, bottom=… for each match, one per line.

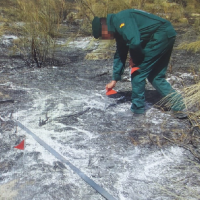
left=131, top=67, right=140, bottom=75
left=106, top=88, right=117, bottom=95
left=14, top=140, right=25, bottom=150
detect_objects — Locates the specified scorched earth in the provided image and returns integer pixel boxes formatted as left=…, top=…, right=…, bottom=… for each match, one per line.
left=0, top=29, right=200, bottom=200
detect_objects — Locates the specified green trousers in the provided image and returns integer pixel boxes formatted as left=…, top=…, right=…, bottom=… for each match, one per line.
left=131, top=24, right=184, bottom=114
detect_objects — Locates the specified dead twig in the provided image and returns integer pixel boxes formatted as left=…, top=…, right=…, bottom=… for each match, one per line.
left=0, top=99, right=14, bottom=104
left=39, top=113, right=50, bottom=126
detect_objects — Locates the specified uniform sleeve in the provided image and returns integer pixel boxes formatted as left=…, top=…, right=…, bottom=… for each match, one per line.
left=112, top=39, right=129, bottom=81
left=115, top=17, right=145, bottom=66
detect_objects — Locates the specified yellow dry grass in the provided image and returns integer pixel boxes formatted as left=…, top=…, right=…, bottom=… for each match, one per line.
left=157, top=74, right=200, bottom=129
left=75, top=0, right=185, bottom=35
left=7, top=0, right=68, bottom=66
left=177, top=40, right=200, bottom=53
left=182, top=81, right=200, bottom=126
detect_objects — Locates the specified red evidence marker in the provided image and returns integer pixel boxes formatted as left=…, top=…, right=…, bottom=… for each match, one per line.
left=131, top=67, right=140, bottom=75
left=106, top=88, right=117, bottom=95
left=14, top=140, right=25, bottom=150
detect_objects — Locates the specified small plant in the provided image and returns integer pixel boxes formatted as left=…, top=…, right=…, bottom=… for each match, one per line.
left=10, top=0, right=68, bottom=67
left=177, top=40, right=200, bottom=53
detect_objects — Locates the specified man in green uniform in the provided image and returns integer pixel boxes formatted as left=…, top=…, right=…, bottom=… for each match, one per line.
left=92, top=9, right=186, bottom=118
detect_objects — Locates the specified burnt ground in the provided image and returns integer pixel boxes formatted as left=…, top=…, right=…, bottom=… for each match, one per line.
left=0, top=25, right=200, bottom=200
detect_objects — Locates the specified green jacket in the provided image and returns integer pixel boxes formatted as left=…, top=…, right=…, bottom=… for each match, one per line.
left=106, top=9, right=176, bottom=81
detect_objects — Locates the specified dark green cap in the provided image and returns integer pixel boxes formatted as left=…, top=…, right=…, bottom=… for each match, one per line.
left=92, top=17, right=101, bottom=39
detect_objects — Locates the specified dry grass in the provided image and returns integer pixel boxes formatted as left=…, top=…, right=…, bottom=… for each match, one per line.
left=6, top=0, right=69, bottom=67
left=0, top=26, right=4, bottom=37
left=0, top=0, right=192, bottom=62
left=74, top=0, right=186, bottom=35
left=156, top=74, right=200, bottom=130
left=145, top=1, right=184, bottom=22
left=85, top=39, right=115, bottom=60
left=177, top=38, right=200, bottom=53
left=74, top=0, right=133, bottom=34
left=182, top=81, right=200, bottom=126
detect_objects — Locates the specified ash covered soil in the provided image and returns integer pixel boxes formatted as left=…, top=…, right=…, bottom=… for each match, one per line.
left=1, top=25, right=200, bottom=200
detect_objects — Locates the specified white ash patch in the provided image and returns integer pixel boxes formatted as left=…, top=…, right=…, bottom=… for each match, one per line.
left=166, top=75, right=183, bottom=85
left=179, top=72, right=194, bottom=79
left=1, top=35, right=18, bottom=46
left=146, top=107, right=171, bottom=124
left=67, top=37, right=98, bottom=50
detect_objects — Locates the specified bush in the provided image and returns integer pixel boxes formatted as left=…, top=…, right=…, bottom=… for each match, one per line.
left=9, top=0, right=68, bottom=67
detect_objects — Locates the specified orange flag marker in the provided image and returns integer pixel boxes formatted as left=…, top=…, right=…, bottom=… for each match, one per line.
left=14, top=140, right=25, bottom=150
left=131, top=67, right=140, bottom=75
left=106, top=88, right=117, bottom=95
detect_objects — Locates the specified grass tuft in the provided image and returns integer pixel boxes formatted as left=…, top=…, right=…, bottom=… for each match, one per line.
left=182, top=81, right=200, bottom=126
left=177, top=40, right=200, bottom=53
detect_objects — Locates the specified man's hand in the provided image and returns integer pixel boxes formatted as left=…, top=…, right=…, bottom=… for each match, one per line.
left=129, top=58, right=136, bottom=68
left=106, top=80, right=117, bottom=90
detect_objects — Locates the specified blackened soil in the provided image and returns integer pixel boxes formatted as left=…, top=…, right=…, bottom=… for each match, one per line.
left=0, top=25, right=200, bottom=200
